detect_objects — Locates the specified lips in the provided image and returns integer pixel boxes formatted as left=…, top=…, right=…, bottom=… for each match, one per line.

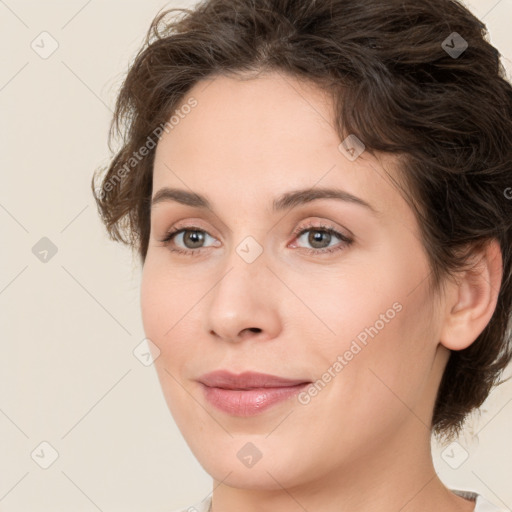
left=198, top=370, right=310, bottom=389
left=197, top=370, right=311, bottom=416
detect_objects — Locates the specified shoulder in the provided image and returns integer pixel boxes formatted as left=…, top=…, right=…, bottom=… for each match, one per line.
left=451, top=488, right=507, bottom=512
left=169, top=496, right=211, bottom=512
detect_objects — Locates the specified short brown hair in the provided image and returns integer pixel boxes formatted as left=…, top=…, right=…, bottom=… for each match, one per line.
left=92, top=0, right=512, bottom=441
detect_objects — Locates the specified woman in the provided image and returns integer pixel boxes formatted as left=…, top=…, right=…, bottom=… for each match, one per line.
left=92, top=0, right=512, bottom=511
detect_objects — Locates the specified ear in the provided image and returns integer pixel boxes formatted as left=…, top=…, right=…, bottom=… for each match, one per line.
left=439, top=239, right=503, bottom=351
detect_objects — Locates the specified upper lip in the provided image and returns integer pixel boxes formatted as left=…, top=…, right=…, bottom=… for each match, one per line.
left=198, top=370, right=311, bottom=389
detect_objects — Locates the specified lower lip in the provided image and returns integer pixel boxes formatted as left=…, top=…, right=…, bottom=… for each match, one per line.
left=200, top=383, right=310, bottom=416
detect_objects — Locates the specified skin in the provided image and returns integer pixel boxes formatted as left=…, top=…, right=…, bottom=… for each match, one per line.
left=140, top=71, right=502, bottom=512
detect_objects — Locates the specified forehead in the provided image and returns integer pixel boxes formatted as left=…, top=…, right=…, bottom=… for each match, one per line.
left=152, top=71, right=409, bottom=221
left=156, top=71, right=338, bottom=163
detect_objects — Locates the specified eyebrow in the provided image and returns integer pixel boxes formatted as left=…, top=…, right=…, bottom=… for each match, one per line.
left=151, top=186, right=379, bottom=214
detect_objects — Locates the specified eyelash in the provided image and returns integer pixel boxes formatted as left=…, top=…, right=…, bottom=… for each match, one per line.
left=158, top=221, right=353, bottom=257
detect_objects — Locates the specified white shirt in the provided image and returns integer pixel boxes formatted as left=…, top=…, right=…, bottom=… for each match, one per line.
left=170, top=489, right=507, bottom=512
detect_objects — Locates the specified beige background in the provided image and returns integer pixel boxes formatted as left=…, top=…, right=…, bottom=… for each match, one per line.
left=1, top=0, right=511, bottom=510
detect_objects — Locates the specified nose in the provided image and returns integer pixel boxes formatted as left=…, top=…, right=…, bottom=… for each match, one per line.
left=206, top=252, right=282, bottom=344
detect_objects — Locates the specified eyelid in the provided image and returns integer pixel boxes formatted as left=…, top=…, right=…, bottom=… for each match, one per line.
left=160, top=218, right=216, bottom=238
left=290, top=219, right=353, bottom=241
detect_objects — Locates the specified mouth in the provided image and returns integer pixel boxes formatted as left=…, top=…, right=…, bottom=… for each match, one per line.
left=197, top=370, right=312, bottom=417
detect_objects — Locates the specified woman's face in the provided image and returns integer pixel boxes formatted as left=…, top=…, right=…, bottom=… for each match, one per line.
left=141, top=71, right=449, bottom=489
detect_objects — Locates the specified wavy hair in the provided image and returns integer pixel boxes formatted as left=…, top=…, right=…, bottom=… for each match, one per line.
left=92, top=0, right=512, bottom=441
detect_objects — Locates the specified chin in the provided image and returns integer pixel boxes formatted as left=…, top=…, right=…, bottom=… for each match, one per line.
left=188, top=436, right=314, bottom=491
left=204, top=461, right=302, bottom=491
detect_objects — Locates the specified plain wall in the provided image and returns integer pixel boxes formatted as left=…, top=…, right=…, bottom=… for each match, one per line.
left=1, top=0, right=511, bottom=510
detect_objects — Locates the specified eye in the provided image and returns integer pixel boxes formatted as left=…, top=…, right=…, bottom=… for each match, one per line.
left=157, top=221, right=353, bottom=257
left=290, top=222, right=353, bottom=255
left=158, top=226, right=219, bottom=256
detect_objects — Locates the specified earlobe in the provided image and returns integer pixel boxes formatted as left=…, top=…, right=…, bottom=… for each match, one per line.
left=439, top=239, right=503, bottom=351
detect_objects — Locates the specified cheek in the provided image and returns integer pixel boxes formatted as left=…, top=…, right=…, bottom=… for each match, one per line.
left=140, top=256, right=194, bottom=348
left=301, top=247, right=438, bottom=403
left=140, top=261, right=201, bottom=421
left=327, top=279, right=439, bottom=435
left=140, top=263, right=167, bottom=348
left=140, top=257, right=209, bottom=394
